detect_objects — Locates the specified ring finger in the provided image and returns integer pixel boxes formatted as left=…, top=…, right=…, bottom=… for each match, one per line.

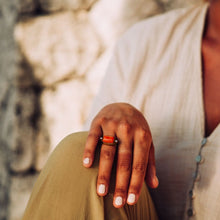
left=97, top=133, right=118, bottom=196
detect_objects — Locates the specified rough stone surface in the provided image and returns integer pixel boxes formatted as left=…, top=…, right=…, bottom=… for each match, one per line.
left=34, top=120, right=50, bottom=171
left=0, top=0, right=18, bottom=219
left=41, top=78, right=93, bottom=151
left=9, top=174, right=39, bottom=220
left=39, top=0, right=97, bottom=12
left=10, top=86, right=35, bottom=173
left=15, top=11, right=101, bottom=86
left=0, top=143, right=10, bottom=220
left=8, top=57, right=50, bottom=173
left=18, top=0, right=38, bottom=14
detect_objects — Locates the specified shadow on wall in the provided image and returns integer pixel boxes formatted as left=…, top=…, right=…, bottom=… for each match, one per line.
left=19, top=0, right=98, bottom=14
left=11, top=53, right=50, bottom=174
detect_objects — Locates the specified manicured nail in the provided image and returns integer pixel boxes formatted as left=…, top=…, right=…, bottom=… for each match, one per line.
left=115, top=196, right=123, bottom=206
left=83, top=157, right=90, bottom=165
left=127, top=193, right=135, bottom=204
left=98, top=184, right=105, bottom=194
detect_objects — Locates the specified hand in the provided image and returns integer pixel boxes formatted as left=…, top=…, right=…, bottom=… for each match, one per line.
left=83, top=103, right=159, bottom=208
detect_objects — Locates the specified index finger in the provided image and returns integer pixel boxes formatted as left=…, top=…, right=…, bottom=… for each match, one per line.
left=83, top=125, right=102, bottom=167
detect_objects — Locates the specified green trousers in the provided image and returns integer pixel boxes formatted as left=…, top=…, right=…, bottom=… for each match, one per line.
left=22, top=132, right=158, bottom=220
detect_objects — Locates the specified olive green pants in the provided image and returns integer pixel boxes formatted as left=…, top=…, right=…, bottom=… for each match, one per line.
left=23, top=132, right=158, bottom=220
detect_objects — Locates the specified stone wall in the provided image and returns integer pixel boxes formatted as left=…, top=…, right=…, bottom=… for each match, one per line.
left=0, top=0, right=202, bottom=219
left=0, top=0, right=18, bottom=219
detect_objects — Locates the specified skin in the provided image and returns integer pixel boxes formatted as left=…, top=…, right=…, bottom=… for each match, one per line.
left=83, top=0, right=220, bottom=208
left=83, top=103, right=158, bottom=208
left=202, top=0, right=220, bottom=137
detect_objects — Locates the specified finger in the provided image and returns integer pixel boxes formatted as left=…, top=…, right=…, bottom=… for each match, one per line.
left=83, top=124, right=102, bottom=168
left=113, top=148, right=133, bottom=208
left=97, top=133, right=117, bottom=196
left=145, top=143, right=159, bottom=188
left=113, top=123, right=133, bottom=208
left=127, top=129, right=151, bottom=205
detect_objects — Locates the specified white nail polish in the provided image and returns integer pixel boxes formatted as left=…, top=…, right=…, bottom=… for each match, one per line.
left=98, top=184, right=105, bottom=194
left=115, top=196, right=123, bottom=206
left=127, top=193, right=135, bottom=204
left=83, top=157, right=90, bottom=165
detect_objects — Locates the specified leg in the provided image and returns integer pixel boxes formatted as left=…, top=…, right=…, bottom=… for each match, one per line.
left=22, top=132, right=158, bottom=220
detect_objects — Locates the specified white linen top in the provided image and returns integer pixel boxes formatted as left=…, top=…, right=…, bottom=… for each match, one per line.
left=85, top=3, right=220, bottom=219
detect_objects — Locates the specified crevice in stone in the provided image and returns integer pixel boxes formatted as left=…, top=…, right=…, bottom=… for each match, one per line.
left=10, top=166, right=39, bottom=176
left=0, top=140, right=11, bottom=220
left=9, top=50, right=50, bottom=173
left=16, top=54, right=44, bottom=131
left=154, top=0, right=167, bottom=12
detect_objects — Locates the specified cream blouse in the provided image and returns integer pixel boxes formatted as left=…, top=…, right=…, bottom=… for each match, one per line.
left=85, top=3, right=220, bottom=220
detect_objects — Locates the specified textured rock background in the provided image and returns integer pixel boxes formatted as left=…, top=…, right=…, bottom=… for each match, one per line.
left=0, top=0, right=203, bottom=219
left=0, top=0, right=18, bottom=219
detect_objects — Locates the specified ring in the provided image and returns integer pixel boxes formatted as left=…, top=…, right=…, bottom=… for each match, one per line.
left=100, top=135, right=118, bottom=146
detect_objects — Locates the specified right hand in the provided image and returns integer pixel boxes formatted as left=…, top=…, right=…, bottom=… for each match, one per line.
left=83, top=103, right=159, bottom=208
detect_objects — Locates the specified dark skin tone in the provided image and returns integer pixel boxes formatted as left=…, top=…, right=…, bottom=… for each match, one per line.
left=203, top=0, right=220, bottom=137
left=83, top=0, right=220, bottom=208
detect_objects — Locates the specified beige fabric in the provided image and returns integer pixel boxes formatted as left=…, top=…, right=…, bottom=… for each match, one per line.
left=85, top=2, right=220, bottom=219
left=22, top=132, right=158, bottom=220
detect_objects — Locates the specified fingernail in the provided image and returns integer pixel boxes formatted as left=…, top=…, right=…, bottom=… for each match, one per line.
left=98, top=184, right=105, bottom=194
left=83, top=157, right=90, bottom=165
left=127, top=193, right=135, bottom=204
left=115, top=196, right=123, bottom=206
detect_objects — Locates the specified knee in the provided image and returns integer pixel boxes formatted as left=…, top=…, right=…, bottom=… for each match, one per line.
left=46, top=131, right=101, bottom=179
left=50, top=131, right=89, bottom=165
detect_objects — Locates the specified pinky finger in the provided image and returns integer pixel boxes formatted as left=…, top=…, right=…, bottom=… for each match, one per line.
left=83, top=126, right=102, bottom=168
left=145, top=144, right=159, bottom=188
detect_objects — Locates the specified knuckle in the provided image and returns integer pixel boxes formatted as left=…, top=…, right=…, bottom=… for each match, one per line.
left=97, top=116, right=118, bottom=129
left=101, top=149, right=115, bottom=160
left=133, top=162, right=146, bottom=174
left=118, top=158, right=131, bottom=172
left=98, top=116, right=108, bottom=125
left=118, top=120, right=132, bottom=134
left=87, top=132, right=100, bottom=142
left=129, top=185, right=141, bottom=194
left=108, top=119, right=118, bottom=129
left=115, top=188, right=127, bottom=195
left=137, top=129, right=152, bottom=144
left=84, top=148, right=93, bottom=156
left=98, top=175, right=108, bottom=183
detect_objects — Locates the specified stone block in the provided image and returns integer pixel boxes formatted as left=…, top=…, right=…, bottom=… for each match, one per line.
left=41, top=79, right=93, bottom=152
left=0, top=0, right=19, bottom=219
left=15, top=11, right=101, bottom=86
left=9, top=174, right=39, bottom=220
left=34, top=119, right=50, bottom=171
left=18, top=0, right=38, bottom=14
